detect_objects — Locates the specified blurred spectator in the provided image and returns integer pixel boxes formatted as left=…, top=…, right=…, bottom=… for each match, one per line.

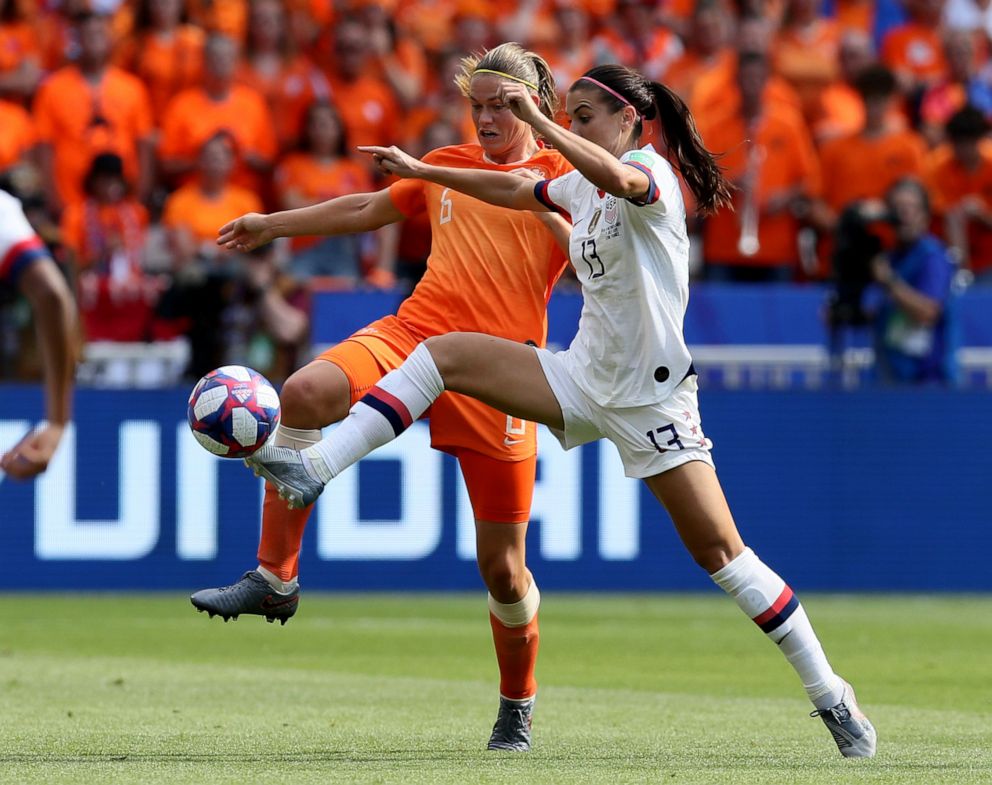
left=499, top=0, right=562, bottom=50
left=448, top=1, right=496, bottom=56
left=158, top=32, right=276, bottom=192
left=881, top=0, right=948, bottom=96
left=325, top=17, right=400, bottom=158
left=161, top=131, right=262, bottom=268
left=812, top=28, right=896, bottom=144
left=186, top=0, right=248, bottom=40
left=834, top=0, right=876, bottom=35
left=403, top=50, right=476, bottom=148
left=919, top=28, right=992, bottom=145
left=393, top=0, right=459, bottom=55
left=773, top=0, right=841, bottom=123
left=865, top=178, right=959, bottom=384
left=594, top=0, right=684, bottom=81
left=0, top=97, right=34, bottom=173
left=158, top=131, right=263, bottom=376
left=355, top=0, right=428, bottom=111
left=114, top=0, right=205, bottom=124
left=690, top=14, right=802, bottom=120
left=274, top=99, right=372, bottom=282
left=698, top=51, right=822, bottom=282
left=0, top=0, right=43, bottom=99
left=927, top=104, right=992, bottom=282
left=33, top=10, right=155, bottom=213
left=61, top=152, right=159, bottom=342
left=220, top=242, right=310, bottom=384
left=817, top=65, right=926, bottom=233
left=666, top=0, right=734, bottom=103
left=538, top=1, right=597, bottom=104
left=237, top=0, right=330, bottom=151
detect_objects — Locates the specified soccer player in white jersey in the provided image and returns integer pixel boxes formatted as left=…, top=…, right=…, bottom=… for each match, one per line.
left=234, top=64, right=877, bottom=758
left=0, top=187, right=77, bottom=479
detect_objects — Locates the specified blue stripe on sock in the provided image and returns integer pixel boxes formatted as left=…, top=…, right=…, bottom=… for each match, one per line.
left=361, top=392, right=407, bottom=437
left=758, top=593, right=800, bottom=634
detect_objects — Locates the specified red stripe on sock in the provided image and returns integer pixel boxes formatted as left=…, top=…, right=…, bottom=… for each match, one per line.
left=366, top=387, right=413, bottom=429
left=752, top=585, right=795, bottom=627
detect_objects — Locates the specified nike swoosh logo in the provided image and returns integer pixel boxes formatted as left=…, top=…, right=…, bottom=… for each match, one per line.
left=260, top=594, right=299, bottom=610
left=504, top=438, right=525, bottom=446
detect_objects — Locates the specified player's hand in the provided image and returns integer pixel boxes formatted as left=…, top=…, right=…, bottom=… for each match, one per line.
left=497, top=82, right=543, bottom=125
left=358, top=146, right=423, bottom=179
left=0, top=422, right=64, bottom=480
left=217, top=212, right=274, bottom=252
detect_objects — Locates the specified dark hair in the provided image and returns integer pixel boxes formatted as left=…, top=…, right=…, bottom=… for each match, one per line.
left=946, top=104, right=991, bottom=141
left=299, top=99, right=349, bottom=157
left=853, top=64, right=897, bottom=99
left=886, top=177, right=931, bottom=216
left=457, top=42, right=560, bottom=125
left=133, top=0, right=188, bottom=33
left=571, top=64, right=733, bottom=214
left=83, top=152, right=126, bottom=195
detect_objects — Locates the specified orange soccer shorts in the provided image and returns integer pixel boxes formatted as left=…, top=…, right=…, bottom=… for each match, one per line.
left=317, top=315, right=537, bottom=524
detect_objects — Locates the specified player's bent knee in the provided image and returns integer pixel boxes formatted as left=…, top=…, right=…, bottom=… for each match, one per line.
left=280, top=367, right=349, bottom=427
left=478, top=553, right=527, bottom=602
left=691, top=541, right=743, bottom=574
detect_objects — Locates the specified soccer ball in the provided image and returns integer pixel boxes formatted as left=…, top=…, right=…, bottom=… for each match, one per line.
left=187, top=365, right=281, bottom=458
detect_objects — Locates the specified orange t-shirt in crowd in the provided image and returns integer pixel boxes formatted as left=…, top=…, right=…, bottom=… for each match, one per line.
left=274, top=153, right=373, bottom=251
left=819, top=129, right=926, bottom=212
left=158, top=84, right=277, bottom=189
left=394, top=0, right=459, bottom=53
left=32, top=64, right=153, bottom=204
left=162, top=182, right=263, bottom=246
left=927, top=144, right=992, bottom=274
left=186, top=0, right=248, bottom=40
left=115, top=25, right=205, bottom=124
left=593, top=26, right=684, bottom=82
left=0, top=99, right=34, bottom=170
left=836, top=0, right=874, bottom=34
left=690, top=59, right=803, bottom=121
left=772, top=19, right=841, bottom=122
left=665, top=48, right=733, bottom=103
left=387, top=143, right=572, bottom=344
left=699, top=104, right=822, bottom=267
left=237, top=55, right=330, bottom=151
left=881, top=22, right=948, bottom=84
left=327, top=74, right=401, bottom=153
left=0, top=20, right=40, bottom=78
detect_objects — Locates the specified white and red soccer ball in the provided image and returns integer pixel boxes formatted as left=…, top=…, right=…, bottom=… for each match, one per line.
left=187, top=365, right=281, bottom=458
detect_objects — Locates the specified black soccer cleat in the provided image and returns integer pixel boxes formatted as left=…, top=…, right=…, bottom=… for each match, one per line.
left=190, top=570, right=299, bottom=625
left=487, top=696, right=534, bottom=751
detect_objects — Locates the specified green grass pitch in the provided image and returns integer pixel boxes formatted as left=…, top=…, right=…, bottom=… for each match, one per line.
left=0, top=594, right=989, bottom=784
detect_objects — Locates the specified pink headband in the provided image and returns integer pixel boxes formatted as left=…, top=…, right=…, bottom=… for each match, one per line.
left=578, top=76, right=640, bottom=119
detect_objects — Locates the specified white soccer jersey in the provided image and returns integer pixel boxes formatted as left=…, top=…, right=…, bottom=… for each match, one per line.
left=0, top=189, right=47, bottom=285
left=534, top=147, right=693, bottom=407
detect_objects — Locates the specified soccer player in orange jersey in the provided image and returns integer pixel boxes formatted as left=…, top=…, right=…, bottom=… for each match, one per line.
left=192, top=43, right=572, bottom=751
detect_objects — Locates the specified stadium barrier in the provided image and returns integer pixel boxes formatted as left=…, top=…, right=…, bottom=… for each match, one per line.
left=2, top=385, right=989, bottom=592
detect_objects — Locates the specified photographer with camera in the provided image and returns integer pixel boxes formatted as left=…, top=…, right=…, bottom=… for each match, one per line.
left=862, top=178, right=959, bottom=385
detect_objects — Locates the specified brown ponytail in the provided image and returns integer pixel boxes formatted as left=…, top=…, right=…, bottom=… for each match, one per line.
left=572, top=65, right=734, bottom=215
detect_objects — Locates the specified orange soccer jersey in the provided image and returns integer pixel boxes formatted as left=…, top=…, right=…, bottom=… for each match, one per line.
left=819, top=129, right=926, bottom=212
left=927, top=144, right=992, bottom=275
left=162, top=182, right=263, bottom=245
left=388, top=144, right=572, bottom=346
left=0, top=99, right=34, bottom=171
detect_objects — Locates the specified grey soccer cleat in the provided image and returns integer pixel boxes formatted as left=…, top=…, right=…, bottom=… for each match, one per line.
left=190, top=570, right=299, bottom=625
left=487, top=696, right=534, bottom=751
left=244, top=443, right=324, bottom=509
left=810, top=680, right=877, bottom=758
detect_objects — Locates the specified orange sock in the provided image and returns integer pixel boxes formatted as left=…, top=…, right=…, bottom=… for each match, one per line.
left=256, top=480, right=313, bottom=582
left=489, top=613, right=539, bottom=700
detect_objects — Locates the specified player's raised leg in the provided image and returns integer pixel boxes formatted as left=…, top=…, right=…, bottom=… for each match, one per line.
left=191, top=359, right=352, bottom=623
left=461, top=451, right=541, bottom=751
left=644, top=461, right=877, bottom=758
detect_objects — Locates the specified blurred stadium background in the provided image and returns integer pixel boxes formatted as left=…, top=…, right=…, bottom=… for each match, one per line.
left=1, top=0, right=991, bottom=781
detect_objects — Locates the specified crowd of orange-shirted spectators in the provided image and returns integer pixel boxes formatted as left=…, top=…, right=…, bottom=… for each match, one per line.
left=3, top=0, right=992, bottom=379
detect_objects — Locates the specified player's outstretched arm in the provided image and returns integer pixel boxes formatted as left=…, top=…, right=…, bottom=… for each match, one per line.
left=217, top=190, right=405, bottom=252
left=1, top=257, right=76, bottom=479
left=359, top=145, right=548, bottom=213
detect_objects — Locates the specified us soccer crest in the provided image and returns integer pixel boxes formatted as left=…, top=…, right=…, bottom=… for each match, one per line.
left=603, top=196, right=621, bottom=238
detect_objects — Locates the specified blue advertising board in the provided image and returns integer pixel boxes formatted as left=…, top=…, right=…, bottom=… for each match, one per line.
left=2, top=386, right=989, bottom=592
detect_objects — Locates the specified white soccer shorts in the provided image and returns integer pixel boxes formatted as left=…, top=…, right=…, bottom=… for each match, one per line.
left=533, top=347, right=714, bottom=479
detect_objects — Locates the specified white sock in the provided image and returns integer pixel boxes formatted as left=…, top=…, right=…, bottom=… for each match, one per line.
left=304, top=344, right=444, bottom=483
left=256, top=565, right=298, bottom=594
left=711, top=547, right=844, bottom=710
left=273, top=424, right=322, bottom=451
